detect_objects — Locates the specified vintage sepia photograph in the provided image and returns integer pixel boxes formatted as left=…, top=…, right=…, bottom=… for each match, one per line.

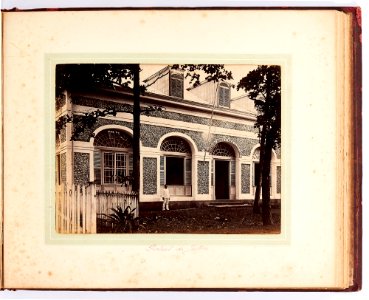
left=55, top=63, right=281, bottom=234
left=3, top=7, right=361, bottom=290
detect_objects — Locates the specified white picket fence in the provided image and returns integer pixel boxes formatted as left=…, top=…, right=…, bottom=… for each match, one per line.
left=56, top=184, right=138, bottom=234
left=96, top=190, right=139, bottom=222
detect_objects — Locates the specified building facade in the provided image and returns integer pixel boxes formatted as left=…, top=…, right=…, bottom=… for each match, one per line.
left=55, top=66, right=281, bottom=205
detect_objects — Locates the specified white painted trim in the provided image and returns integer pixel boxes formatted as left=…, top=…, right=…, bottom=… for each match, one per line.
left=210, top=141, right=241, bottom=158
left=250, top=143, right=261, bottom=159
left=157, top=131, right=199, bottom=155
left=88, top=124, right=144, bottom=149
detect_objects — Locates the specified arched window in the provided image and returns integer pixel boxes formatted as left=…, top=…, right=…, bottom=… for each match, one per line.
left=94, top=129, right=132, bottom=148
left=160, top=136, right=192, bottom=195
left=211, top=142, right=235, bottom=157
left=252, top=148, right=260, bottom=160
left=160, top=136, right=191, bottom=153
left=93, top=129, right=133, bottom=186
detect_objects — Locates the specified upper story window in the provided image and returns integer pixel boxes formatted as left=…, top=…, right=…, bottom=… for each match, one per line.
left=218, top=82, right=231, bottom=108
left=169, top=72, right=184, bottom=98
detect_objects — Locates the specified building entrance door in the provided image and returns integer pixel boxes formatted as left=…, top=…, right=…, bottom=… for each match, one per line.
left=215, top=160, right=229, bottom=199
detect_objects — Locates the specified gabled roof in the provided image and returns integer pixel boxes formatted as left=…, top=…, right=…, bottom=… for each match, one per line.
left=142, top=66, right=170, bottom=83
left=231, top=94, right=249, bottom=101
left=186, top=79, right=232, bottom=91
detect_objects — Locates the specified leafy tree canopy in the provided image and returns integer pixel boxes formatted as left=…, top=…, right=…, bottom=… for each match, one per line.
left=56, top=64, right=234, bottom=98
left=56, top=64, right=139, bottom=97
left=237, top=65, right=281, bottom=148
left=172, top=64, right=234, bottom=87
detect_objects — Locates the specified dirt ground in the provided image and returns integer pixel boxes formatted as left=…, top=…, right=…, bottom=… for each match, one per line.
left=98, top=205, right=281, bottom=234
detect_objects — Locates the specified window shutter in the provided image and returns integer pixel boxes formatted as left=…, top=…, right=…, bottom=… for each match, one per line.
left=230, top=160, right=236, bottom=186
left=94, top=151, right=101, bottom=184
left=211, top=160, right=214, bottom=186
left=226, top=89, right=230, bottom=106
left=184, top=158, right=192, bottom=185
left=170, top=74, right=184, bottom=98
left=219, top=86, right=230, bottom=107
left=160, top=156, right=165, bottom=185
left=128, top=154, right=133, bottom=176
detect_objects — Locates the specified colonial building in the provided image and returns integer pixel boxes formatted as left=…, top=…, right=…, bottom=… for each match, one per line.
left=55, top=66, right=281, bottom=208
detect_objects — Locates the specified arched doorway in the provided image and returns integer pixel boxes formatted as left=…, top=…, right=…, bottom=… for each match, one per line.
left=211, top=142, right=236, bottom=200
left=93, top=129, right=133, bottom=191
left=160, top=136, right=192, bottom=196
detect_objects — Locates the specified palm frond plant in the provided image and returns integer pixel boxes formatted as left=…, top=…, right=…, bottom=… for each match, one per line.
left=106, top=205, right=137, bottom=233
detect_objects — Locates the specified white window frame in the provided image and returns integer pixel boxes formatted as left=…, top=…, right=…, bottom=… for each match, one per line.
left=96, top=147, right=132, bottom=186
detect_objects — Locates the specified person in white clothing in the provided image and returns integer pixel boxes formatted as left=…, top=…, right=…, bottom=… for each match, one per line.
left=161, top=184, right=170, bottom=211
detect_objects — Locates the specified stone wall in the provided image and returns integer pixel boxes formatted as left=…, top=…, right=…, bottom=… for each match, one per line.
left=197, top=161, right=209, bottom=194
left=73, top=152, right=90, bottom=184
left=60, top=153, right=66, bottom=183
left=143, top=157, right=157, bottom=195
left=277, top=165, right=281, bottom=194
left=241, top=164, right=251, bottom=194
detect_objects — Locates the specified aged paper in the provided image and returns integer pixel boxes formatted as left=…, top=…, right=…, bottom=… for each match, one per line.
left=3, top=10, right=348, bottom=288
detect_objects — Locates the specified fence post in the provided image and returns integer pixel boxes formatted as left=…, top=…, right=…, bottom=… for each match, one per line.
left=63, top=184, right=67, bottom=233
left=59, top=185, right=62, bottom=232
left=76, top=184, right=81, bottom=233
left=72, top=185, right=77, bottom=233
left=55, top=185, right=59, bottom=233
left=81, top=185, right=86, bottom=233
left=60, top=184, right=67, bottom=233
left=61, top=184, right=64, bottom=233
left=67, top=184, right=71, bottom=233
left=82, top=185, right=86, bottom=233
left=84, top=185, right=90, bottom=233
left=90, top=184, right=97, bottom=233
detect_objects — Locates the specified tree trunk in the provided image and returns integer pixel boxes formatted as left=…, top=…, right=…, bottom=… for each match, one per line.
left=253, top=127, right=266, bottom=214
left=132, top=64, right=140, bottom=202
left=261, top=138, right=273, bottom=225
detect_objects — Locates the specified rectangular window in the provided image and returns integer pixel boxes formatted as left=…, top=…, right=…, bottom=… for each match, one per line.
left=115, top=153, right=126, bottom=183
left=101, top=152, right=129, bottom=184
left=165, top=156, right=184, bottom=185
left=103, top=152, right=114, bottom=184
left=219, top=86, right=230, bottom=107
left=169, top=73, right=184, bottom=98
